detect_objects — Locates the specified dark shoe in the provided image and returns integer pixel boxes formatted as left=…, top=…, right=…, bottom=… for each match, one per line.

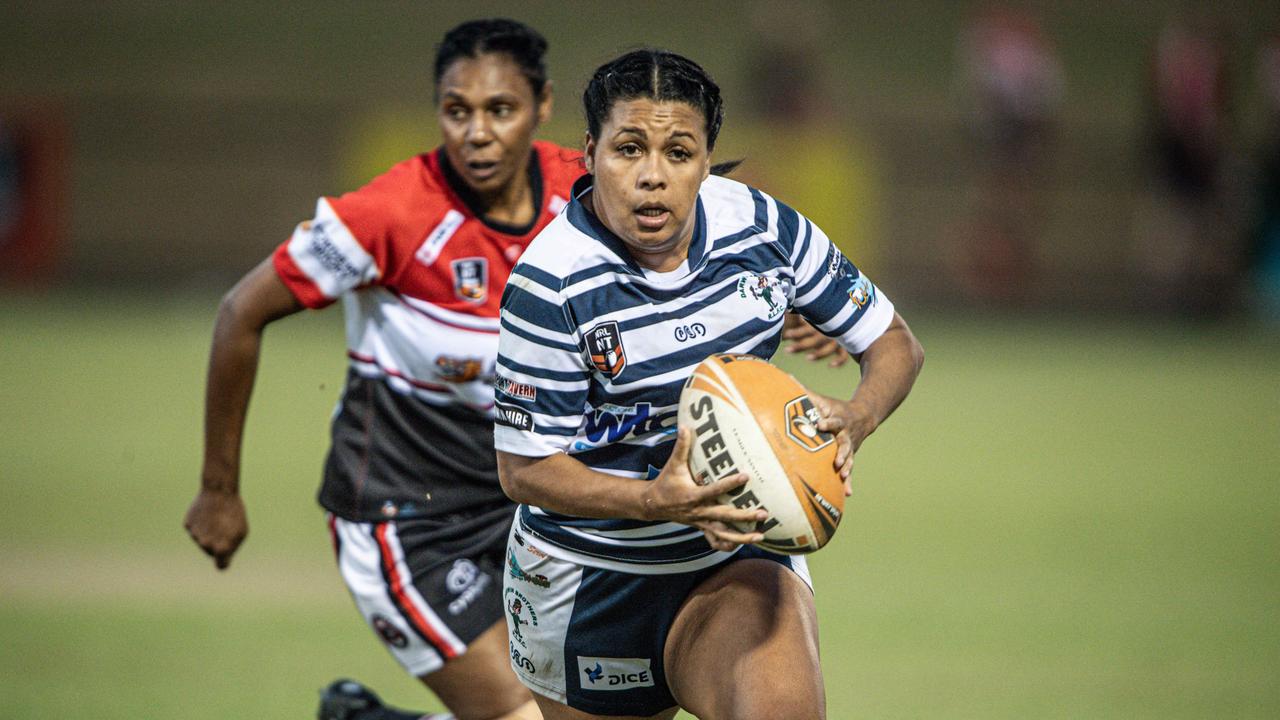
left=317, top=679, right=383, bottom=720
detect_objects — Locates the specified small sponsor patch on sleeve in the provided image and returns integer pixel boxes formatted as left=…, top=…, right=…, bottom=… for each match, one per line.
left=496, top=375, right=538, bottom=402
left=495, top=401, right=534, bottom=431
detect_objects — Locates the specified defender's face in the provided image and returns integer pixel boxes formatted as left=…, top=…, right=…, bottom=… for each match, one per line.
left=437, top=53, right=551, bottom=197
left=584, top=98, right=711, bottom=270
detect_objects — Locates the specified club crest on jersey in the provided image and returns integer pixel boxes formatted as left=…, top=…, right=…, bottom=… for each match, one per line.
left=586, top=321, right=627, bottom=377
left=737, top=274, right=787, bottom=320
left=847, top=275, right=876, bottom=309
left=451, top=257, right=488, bottom=303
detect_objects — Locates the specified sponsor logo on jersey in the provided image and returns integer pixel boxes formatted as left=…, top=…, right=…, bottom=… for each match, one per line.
left=827, top=247, right=854, bottom=280
left=848, top=275, right=876, bottom=309
left=507, top=549, right=551, bottom=588
left=415, top=209, right=465, bottom=266
left=505, top=588, right=539, bottom=648
left=586, top=321, right=627, bottom=377
left=495, top=374, right=537, bottom=402
left=784, top=395, right=835, bottom=452
left=737, top=274, right=787, bottom=320
left=436, top=355, right=483, bottom=383
left=307, top=224, right=362, bottom=281
left=573, top=402, right=676, bottom=450
left=451, top=257, right=488, bottom=303
left=495, top=401, right=533, bottom=431
left=576, top=656, right=655, bottom=690
left=371, top=614, right=409, bottom=649
left=672, top=322, right=707, bottom=342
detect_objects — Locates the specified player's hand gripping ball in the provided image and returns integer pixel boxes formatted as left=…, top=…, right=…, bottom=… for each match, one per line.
left=678, top=354, right=845, bottom=554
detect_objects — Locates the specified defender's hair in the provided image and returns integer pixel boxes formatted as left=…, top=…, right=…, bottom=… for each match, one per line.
left=583, top=49, right=726, bottom=151
left=434, top=19, right=549, bottom=97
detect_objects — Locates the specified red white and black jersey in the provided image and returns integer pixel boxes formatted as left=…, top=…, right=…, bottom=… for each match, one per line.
left=273, top=141, right=584, bottom=522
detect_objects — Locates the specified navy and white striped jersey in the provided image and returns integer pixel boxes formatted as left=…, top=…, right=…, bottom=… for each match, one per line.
left=494, top=174, right=894, bottom=573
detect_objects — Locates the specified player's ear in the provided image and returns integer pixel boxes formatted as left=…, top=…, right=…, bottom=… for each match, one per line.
left=583, top=133, right=596, bottom=174
left=536, top=81, right=553, bottom=126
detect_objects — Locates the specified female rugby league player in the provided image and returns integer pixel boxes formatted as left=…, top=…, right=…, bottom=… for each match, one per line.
left=494, top=49, right=923, bottom=720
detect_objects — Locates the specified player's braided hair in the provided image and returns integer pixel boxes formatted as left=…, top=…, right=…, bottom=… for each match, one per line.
left=434, top=18, right=549, bottom=98
left=584, top=49, right=740, bottom=175
left=584, top=49, right=727, bottom=152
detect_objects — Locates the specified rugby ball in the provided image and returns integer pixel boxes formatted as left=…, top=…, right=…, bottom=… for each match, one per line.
left=678, top=353, right=844, bottom=554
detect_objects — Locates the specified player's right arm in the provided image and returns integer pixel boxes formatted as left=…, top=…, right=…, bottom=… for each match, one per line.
left=495, top=265, right=765, bottom=550
left=184, top=258, right=303, bottom=570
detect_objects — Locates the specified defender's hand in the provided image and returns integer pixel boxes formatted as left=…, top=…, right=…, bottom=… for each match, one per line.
left=184, top=487, right=248, bottom=570
left=783, top=313, right=850, bottom=367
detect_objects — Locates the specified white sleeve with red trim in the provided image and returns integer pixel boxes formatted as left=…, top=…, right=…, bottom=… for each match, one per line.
left=273, top=197, right=381, bottom=308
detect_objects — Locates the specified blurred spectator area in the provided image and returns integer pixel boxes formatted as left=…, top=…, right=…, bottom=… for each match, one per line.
left=2, top=1, right=1278, bottom=309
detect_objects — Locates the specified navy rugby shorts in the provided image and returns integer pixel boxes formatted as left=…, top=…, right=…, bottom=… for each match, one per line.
left=503, top=518, right=813, bottom=716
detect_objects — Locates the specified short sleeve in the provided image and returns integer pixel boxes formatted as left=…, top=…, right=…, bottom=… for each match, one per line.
left=493, top=265, right=592, bottom=457
left=272, top=197, right=383, bottom=308
left=788, top=213, right=895, bottom=354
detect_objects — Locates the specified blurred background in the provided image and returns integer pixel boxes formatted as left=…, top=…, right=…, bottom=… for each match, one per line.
left=2, top=2, right=1277, bottom=719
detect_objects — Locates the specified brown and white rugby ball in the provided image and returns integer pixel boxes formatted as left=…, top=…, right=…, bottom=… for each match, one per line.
left=678, top=353, right=845, bottom=554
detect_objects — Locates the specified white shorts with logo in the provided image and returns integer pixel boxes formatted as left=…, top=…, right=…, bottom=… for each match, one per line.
left=503, top=519, right=812, bottom=716
left=329, top=513, right=509, bottom=676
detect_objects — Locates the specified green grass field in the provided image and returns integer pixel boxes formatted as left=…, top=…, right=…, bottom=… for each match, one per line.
left=2, top=293, right=1277, bottom=719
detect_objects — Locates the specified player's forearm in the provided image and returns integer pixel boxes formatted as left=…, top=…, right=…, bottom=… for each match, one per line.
left=849, top=313, right=924, bottom=431
left=497, top=450, right=654, bottom=521
left=200, top=293, right=266, bottom=492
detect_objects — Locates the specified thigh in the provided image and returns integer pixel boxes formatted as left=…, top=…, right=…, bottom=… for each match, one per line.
left=664, top=558, right=826, bottom=720
left=420, top=619, right=536, bottom=720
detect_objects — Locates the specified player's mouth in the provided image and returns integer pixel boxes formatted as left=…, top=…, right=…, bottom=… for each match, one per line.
left=466, top=159, right=500, bottom=181
left=634, top=203, right=670, bottom=231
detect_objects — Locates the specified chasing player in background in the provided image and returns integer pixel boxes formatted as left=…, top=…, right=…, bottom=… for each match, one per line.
left=184, top=19, right=574, bottom=720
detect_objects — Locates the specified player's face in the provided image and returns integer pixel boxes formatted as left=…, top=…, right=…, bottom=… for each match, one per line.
left=437, top=53, right=551, bottom=198
left=584, top=99, right=711, bottom=270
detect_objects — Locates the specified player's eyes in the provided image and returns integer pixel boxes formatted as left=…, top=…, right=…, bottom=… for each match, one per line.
left=445, top=106, right=468, bottom=121
left=618, top=143, right=642, bottom=157
left=667, top=147, right=691, bottom=161
left=491, top=105, right=513, bottom=118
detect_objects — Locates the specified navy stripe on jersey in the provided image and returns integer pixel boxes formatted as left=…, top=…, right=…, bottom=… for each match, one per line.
left=495, top=174, right=895, bottom=570
left=520, top=507, right=716, bottom=565
left=499, top=316, right=580, bottom=354
left=568, top=243, right=791, bottom=314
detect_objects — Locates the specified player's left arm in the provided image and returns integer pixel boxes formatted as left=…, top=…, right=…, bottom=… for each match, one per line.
left=780, top=208, right=923, bottom=489
left=813, top=312, right=923, bottom=494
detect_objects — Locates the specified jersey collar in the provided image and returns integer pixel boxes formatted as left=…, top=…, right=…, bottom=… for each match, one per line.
left=436, top=147, right=544, bottom=237
left=566, top=174, right=707, bottom=276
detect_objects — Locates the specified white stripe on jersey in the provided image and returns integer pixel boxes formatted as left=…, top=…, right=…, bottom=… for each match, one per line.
left=415, top=209, right=465, bottom=266
left=344, top=288, right=500, bottom=413
left=396, top=292, right=500, bottom=332
left=496, top=174, right=896, bottom=570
